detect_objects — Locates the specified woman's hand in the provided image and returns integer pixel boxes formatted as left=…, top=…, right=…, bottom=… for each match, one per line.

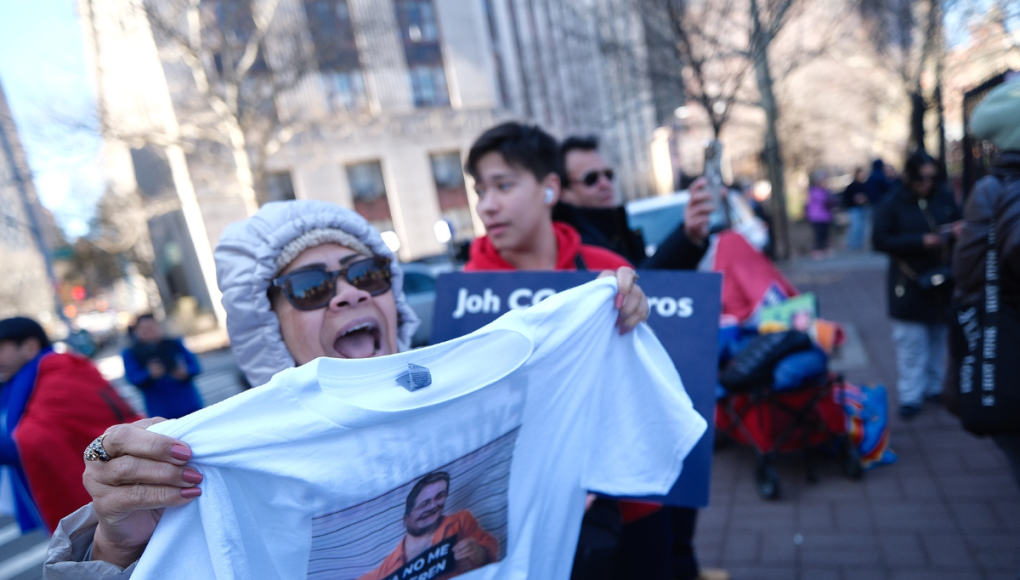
left=84, top=418, right=202, bottom=568
left=598, top=267, right=649, bottom=334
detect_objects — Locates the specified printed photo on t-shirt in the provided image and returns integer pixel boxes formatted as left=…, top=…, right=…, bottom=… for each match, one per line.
left=308, top=427, right=519, bottom=580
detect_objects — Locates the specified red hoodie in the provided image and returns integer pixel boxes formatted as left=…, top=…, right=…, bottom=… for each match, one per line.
left=464, top=221, right=657, bottom=523
left=465, top=221, right=631, bottom=272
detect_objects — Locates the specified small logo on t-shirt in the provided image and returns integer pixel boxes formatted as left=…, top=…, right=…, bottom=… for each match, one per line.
left=399, top=363, right=433, bottom=392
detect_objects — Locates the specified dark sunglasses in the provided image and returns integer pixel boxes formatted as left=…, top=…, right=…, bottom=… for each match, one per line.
left=579, top=168, right=614, bottom=187
left=271, top=256, right=393, bottom=311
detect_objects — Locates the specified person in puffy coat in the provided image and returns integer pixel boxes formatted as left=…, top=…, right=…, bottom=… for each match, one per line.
left=43, top=199, right=649, bottom=577
left=872, top=151, right=961, bottom=419
left=944, top=78, right=1020, bottom=489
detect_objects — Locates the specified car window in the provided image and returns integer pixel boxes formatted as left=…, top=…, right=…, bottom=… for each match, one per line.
left=627, top=205, right=686, bottom=249
left=403, top=272, right=436, bottom=295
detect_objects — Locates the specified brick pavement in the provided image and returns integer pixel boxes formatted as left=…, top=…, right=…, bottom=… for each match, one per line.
left=696, top=252, right=1020, bottom=580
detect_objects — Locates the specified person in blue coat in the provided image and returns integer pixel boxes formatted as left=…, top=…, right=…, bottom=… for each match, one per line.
left=121, top=314, right=202, bottom=419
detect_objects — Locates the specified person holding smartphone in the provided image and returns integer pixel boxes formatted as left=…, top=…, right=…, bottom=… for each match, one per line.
left=872, top=151, right=962, bottom=419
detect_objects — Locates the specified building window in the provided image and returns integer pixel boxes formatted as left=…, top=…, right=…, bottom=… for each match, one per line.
left=323, top=70, right=368, bottom=112
left=408, top=66, right=449, bottom=108
left=264, top=171, right=296, bottom=204
left=346, top=161, right=394, bottom=235
left=303, top=0, right=368, bottom=112
left=430, top=152, right=473, bottom=241
left=202, top=0, right=269, bottom=76
left=130, top=146, right=175, bottom=198
left=394, top=0, right=449, bottom=107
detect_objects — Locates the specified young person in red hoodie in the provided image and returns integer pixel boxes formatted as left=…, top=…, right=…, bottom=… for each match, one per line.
left=464, top=122, right=660, bottom=580
left=463, top=122, right=647, bottom=334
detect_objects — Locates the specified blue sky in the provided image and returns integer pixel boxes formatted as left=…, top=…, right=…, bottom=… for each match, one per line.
left=0, top=0, right=102, bottom=239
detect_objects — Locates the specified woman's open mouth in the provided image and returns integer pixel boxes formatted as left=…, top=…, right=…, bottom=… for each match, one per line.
left=333, top=320, right=383, bottom=359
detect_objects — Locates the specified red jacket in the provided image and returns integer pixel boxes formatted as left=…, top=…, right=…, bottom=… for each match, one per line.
left=13, top=353, right=142, bottom=531
left=464, top=222, right=632, bottom=272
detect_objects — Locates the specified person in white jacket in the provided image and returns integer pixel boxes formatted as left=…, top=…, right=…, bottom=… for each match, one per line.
left=43, top=200, right=648, bottom=577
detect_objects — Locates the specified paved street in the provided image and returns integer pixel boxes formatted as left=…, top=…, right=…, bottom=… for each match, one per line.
left=3, top=252, right=1018, bottom=579
left=697, top=252, right=1020, bottom=580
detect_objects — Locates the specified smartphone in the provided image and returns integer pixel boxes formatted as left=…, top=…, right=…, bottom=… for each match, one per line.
left=703, top=140, right=731, bottom=232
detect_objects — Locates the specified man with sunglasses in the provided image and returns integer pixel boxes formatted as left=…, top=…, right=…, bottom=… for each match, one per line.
left=555, top=137, right=728, bottom=580
left=553, top=136, right=715, bottom=271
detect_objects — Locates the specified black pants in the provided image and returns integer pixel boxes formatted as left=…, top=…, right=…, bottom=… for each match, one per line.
left=812, top=222, right=830, bottom=251
left=612, top=507, right=700, bottom=580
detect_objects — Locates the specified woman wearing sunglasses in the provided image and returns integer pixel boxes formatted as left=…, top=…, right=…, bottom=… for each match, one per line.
left=872, top=151, right=962, bottom=420
left=44, top=199, right=647, bottom=575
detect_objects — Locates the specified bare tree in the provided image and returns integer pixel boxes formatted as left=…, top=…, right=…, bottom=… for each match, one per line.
left=858, top=0, right=947, bottom=158
left=657, top=0, right=752, bottom=139
left=623, top=0, right=844, bottom=259
left=83, top=0, right=326, bottom=216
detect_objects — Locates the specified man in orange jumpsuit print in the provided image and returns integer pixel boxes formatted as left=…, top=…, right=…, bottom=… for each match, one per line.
left=357, top=472, right=499, bottom=580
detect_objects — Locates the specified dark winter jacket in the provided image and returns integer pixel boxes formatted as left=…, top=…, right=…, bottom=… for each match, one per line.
left=122, top=338, right=203, bottom=419
left=841, top=179, right=868, bottom=208
left=552, top=203, right=708, bottom=271
left=865, top=161, right=890, bottom=204
left=872, top=182, right=961, bottom=322
left=952, top=151, right=1020, bottom=310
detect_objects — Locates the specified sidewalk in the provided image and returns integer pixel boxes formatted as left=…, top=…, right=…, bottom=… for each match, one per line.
left=696, top=252, right=1020, bottom=580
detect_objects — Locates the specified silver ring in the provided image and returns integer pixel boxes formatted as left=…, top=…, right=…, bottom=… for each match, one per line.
left=84, top=434, right=111, bottom=462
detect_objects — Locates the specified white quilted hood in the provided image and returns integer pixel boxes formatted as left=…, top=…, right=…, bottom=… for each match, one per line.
left=214, top=200, right=420, bottom=387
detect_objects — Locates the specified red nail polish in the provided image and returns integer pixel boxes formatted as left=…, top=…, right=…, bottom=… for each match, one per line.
left=171, top=444, right=191, bottom=461
left=182, top=468, right=203, bottom=484
left=181, top=487, right=202, bottom=499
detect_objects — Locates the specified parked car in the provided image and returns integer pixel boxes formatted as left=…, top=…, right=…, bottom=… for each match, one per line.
left=401, top=258, right=456, bottom=347
left=625, top=189, right=770, bottom=258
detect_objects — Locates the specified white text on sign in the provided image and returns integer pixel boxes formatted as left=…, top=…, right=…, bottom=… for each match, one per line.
left=452, top=287, right=693, bottom=319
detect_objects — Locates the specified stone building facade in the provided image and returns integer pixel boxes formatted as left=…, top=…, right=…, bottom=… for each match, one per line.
left=0, top=80, right=61, bottom=329
left=81, top=0, right=675, bottom=319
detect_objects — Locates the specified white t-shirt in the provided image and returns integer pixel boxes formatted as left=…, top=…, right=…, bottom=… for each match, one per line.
left=134, top=278, right=707, bottom=580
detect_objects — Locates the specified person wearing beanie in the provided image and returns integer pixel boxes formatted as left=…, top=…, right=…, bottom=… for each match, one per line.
left=45, top=197, right=649, bottom=576
left=45, top=201, right=420, bottom=574
left=0, top=317, right=142, bottom=534
left=947, top=77, right=1020, bottom=490
left=968, top=78, right=1020, bottom=153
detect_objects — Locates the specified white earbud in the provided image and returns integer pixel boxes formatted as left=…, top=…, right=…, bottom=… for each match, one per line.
left=544, top=188, right=555, bottom=204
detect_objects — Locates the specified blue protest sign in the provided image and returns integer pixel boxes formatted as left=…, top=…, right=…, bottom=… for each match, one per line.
left=431, top=271, right=721, bottom=508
